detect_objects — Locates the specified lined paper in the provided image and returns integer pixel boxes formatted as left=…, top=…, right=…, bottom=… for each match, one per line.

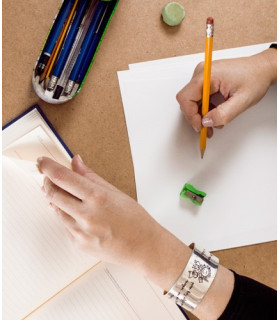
left=27, top=263, right=186, bottom=320
left=2, top=109, right=99, bottom=319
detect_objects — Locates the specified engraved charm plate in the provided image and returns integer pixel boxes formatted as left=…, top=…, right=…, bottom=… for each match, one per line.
left=166, top=244, right=219, bottom=311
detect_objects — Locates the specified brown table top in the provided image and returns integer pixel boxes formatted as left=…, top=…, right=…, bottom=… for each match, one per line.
left=3, top=1, right=276, bottom=316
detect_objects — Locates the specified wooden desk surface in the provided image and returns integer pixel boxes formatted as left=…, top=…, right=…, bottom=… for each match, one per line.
left=3, top=0, right=276, bottom=315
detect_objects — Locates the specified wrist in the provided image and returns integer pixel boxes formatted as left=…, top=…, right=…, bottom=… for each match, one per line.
left=163, top=243, right=234, bottom=320
left=140, top=225, right=191, bottom=291
left=259, top=48, right=277, bottom=85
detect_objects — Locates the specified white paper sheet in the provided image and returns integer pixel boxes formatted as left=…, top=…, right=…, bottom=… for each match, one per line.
left=118, top=44, right=277, bottom=251
left=128, top=43, right=271, bottom=70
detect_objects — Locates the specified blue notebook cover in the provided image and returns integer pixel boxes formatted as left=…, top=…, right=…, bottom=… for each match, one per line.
left=178, top=305, right=190, bottom=320
left=3, top=104, right=73, bottom=158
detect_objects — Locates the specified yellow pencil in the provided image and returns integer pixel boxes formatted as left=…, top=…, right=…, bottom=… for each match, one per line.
left=200, top=17, right=214, bottom=159
left=39, top=19, right=69, bottom=83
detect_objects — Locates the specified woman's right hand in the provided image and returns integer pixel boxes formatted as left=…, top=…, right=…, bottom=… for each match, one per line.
left=176, top=48, right=277, bottom=137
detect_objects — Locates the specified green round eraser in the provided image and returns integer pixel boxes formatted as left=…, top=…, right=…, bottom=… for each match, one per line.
left=162, top=2, right=185, bottom=26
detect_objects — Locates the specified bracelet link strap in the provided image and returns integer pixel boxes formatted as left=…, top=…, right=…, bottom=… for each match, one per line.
left=166, top=243, right=219, bottom=311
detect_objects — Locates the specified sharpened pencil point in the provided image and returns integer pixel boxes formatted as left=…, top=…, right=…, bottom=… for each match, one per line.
left=201, top=149, right=205, bottom=159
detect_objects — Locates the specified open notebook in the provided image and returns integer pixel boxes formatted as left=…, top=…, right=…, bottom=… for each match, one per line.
left=2, top=106, right=187, bottom=320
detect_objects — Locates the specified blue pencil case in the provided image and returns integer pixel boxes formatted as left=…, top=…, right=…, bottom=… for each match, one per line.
left=32, top=0, right=118, bottom=104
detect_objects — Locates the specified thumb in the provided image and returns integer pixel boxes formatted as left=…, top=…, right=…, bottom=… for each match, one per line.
left=72, top=155, right=116, bottom=191
left=202, top=94, right=248, bottom=127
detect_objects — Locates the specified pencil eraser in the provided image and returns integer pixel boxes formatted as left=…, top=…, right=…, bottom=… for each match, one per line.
left=206, top=17, right=214, bottom=25
left=180, top=183, right=206, bottom=206
left=162, top=2, right=185, bottom=26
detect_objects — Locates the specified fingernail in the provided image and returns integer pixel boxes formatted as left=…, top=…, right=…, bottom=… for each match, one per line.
left=193, top=126, right=200, bottom=133
left=77, top=154, right=84, bottom=163
left=36, top=163, right=43, bottom=174
left=37, top=157, right=43, bottom=164
left=202, top=117, right=214, bottom=127
left=37, top=157, right=44, bottom=172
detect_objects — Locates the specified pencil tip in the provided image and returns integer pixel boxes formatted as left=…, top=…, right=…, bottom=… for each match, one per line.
left=200, top=149, right=205, bottom=159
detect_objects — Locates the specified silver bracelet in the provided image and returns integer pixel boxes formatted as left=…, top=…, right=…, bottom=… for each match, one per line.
left=166, top=243, right=219, bottom=311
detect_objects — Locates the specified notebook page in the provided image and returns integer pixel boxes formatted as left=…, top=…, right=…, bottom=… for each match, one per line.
left=3, top=126, right=71, bottom=185
left=27, top=263, right=187, bottom=320
left=3, top=108, right=70, bottom=157
left=2, top=110, right=99, bottom=319
left=3, top=125, right=70, bottom=165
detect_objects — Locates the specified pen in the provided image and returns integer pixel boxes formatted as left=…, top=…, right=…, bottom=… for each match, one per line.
left=70, top=1, right=113, bottom=89
left=64, top=0, right=109, bottom=95
left=35, top=0, right=75, bottom=76
left=39, top=12, right=71, bottom=84
left=44, top=0, right=79, bottom=83
left=200, top=17, right=214, bottom=159
left=48, top=0, right=90, bottom=91
left=52, top=0, right=99, bottom=99
left=39, top=0, right=79, bottom=85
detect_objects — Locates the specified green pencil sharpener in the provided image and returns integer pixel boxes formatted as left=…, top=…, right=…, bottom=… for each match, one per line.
left=180, top=183, right=206, bottom=206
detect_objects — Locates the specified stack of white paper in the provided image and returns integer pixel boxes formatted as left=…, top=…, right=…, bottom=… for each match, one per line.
left=117, top=43, right=277, bottom=251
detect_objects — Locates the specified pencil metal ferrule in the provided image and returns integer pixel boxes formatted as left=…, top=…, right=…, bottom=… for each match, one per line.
left=65, top=80, right=75, bottom=95
left=47, top=75, right=59, bottom=91
left=206, top=24, right=214, bottom=38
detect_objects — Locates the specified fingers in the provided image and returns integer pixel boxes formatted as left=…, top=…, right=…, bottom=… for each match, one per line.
left=202, top=93, right=249, bottom=127
left=72, top=155, right=116, bottom=191
left=177, top=70, right=221, bottom=132
left=177, top=78, right=203, bottom=129
left=38, top=156, right=116, bottom=231
left=38, top=156, right=118, bottom=221
left=49, top=199, right=90, bottom=242
left=43, top=177, right=83, bottom=220
left=49, top=202, right=76, bottom=228
left=38, top=157, right=92, bottom=200
left=49, top=203, right=77, bottom=243
left=207, top=127, right=213, bottom=138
